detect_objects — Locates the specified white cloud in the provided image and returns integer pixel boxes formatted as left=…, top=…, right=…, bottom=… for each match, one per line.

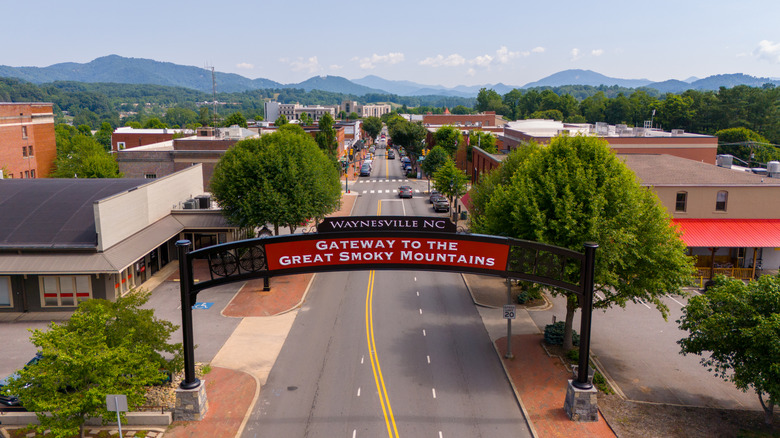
left=283, top=56, right=321, bottom=74
left=470, top=54, right=493, bottom=67
left=570, top=48, right=581, bottom=61
left=356, top=52, right=405, bottom=69
left=419, top=54, right=466, bottom=67
left=755, top=40, right=780, bottom=62
left=236, top=62, right=254, bottom=70
left=329, top=64, right=343, bottom=71
left=466, top=68, right=476, bottom=77
left=531, top=46, right=545, bottom=54
left=591, top=49, right=604, bottom=56
left=495, top=46, right=522, bottom=64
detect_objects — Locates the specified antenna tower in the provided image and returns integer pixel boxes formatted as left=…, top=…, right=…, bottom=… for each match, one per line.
left=210, top=66, right=218, bottom=128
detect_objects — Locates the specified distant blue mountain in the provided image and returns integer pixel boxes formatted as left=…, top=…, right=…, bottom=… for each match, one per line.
left=0, top=56, right=777, bottom=97
left=523, top=69, right=652, bottom=88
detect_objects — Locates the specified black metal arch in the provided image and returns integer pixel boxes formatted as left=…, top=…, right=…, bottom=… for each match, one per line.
left=175, top=228, right=597, bottom=391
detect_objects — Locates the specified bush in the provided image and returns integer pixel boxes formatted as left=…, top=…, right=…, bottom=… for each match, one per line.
left=516, top=284, right=543, bottom=304
left=544, top=321, right=579, bottom=346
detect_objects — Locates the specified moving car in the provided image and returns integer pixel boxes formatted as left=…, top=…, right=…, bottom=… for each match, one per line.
left=433, top=197, right=450, bottom=212
left=387, top=150, right=395, bottom=159
left=360, top=162, right=371, bottom=176
left=429, top=190, right=441, bottom=203
left=398, top=186, right=413, bottom=198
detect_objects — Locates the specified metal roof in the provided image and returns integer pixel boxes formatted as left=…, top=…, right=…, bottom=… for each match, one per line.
left=671, top=219, right=780, bottom=247
left=0, top=178, right=149, bottom=249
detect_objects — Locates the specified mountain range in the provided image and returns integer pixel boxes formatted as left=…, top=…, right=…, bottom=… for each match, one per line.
left=1, top=55, right=778, bottom=97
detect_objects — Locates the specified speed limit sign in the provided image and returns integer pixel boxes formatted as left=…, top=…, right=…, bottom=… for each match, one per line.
left=503, top=304, right=517, bottom=320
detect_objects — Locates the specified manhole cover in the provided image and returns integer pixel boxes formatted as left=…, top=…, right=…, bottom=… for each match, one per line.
left=287, top=386, right=298, bottom=391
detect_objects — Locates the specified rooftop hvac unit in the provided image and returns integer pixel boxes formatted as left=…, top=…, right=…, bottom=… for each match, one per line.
left=768, top=161, right=780, bottom=177
left=195, top=194, right=212, bottom=209
left=616, top=124, right=628, bottom=135
left=595, top=122, right=609, bottom=135
left=671, top=129, right=685, bottom=136
left=716, top=154, right=734, bottom=168
left=634, top=127, right=645, bottom=137
left=183, top=199, right=197, bottom=209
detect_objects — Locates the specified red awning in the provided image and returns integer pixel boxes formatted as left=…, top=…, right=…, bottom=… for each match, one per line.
left=670, top=218, right=780, bottom=248
left=461, top=191, right=472, bottom=211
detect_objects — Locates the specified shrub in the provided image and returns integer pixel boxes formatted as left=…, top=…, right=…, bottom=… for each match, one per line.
left=544, top=321, right=579, bottom=346
left=516, top=284, right=543, bottom=304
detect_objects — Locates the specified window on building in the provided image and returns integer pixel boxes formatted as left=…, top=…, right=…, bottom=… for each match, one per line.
left=0, top=276, right=12, bottom=307
left=22, top=146, right=27, bottom=157
left=716, top=191, right=728, bottom=211
left=28, top=145, right=33, bottom=156
left=30, top=169, right=35, bottom=178
left=21, top=126, right=28, bottom=139
left=24, top=171, right=29, bottom=178
left=40, top=276, right=92, bottom=307
left=145, top=173, right=157, bottom=179
left=675, top=192, right=687, bottom=212
left=117, top=142, right=126, bottom=150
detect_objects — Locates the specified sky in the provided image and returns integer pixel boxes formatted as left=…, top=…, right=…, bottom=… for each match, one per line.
left=3, top=0, right=780, bottom=88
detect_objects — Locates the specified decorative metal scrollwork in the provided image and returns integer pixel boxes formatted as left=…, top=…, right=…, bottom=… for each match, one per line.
left=209, top=251, right=238, bottom=277
left=507, top=245, right=581, bottom=286
left=300, top=225, right=319, bottom=234
left=238, top=246, right=267, bottom=272
left=507, top=246, right=537, bottom=274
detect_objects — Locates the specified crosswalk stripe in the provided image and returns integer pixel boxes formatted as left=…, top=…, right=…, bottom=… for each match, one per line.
left=370, top=190, right=375, bottom=193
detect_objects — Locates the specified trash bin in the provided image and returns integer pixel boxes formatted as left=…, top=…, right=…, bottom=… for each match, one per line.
left=460, top=211, right=468, bottom=220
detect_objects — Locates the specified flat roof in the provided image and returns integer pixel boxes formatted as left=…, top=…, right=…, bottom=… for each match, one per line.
left=618, top=154, right=780, bottom=186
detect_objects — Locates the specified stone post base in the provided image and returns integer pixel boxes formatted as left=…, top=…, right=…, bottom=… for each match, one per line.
left=174, top=380, right=209, bottom=421
left=563, top=379, right=599, bottom=422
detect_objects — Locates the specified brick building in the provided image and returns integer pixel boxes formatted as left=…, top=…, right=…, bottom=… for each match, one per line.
left=111, top=127, right=195, bottom=152
left=422, top=111, right=505, bottom=128
left=0, top=103, right=56, bottom=179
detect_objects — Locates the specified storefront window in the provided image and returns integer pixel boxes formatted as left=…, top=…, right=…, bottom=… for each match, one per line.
left=0, top=277, right=11, bottom=306
left=40, top=276, right=92, bottom=307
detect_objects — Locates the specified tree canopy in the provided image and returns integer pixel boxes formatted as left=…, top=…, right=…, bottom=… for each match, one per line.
left=210, top=130, right=342, bottom=235
left=389, top=118, right=427, bottom=158
left=315, top=113, right=338, bottom=157
left=223, top=111, right=248, bottom=128
left=5, top=291, right=181, bottom=438
left=678, top=274, right=780, bottom=425
left=421, top=145, right=450, bottom=179
left=433, top=158, right=469, bottom=203
left=433, top=125, right=463, bottom=158
left=472, top=134, right=694, bottom=349
left=362, top=116, right=383, bottom=142
left=51, top=125, right=122, bottom=178
left=715, top=127, right=778, bottom=165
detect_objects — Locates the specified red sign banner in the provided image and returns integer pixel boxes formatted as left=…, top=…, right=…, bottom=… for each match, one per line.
left=266, top=237, right=508, bottom=272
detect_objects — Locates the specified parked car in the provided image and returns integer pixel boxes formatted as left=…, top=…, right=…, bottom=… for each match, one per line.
left=398, top=186, right=413, bottom=198
left=429, top=190, right=441, bottom=203
left=433, top=197, right=450, bottom=212
left=369, top=146, right=376, bottom=154
left=0, top=353, right=43, bottom=406
left=360, top=162, right=371, bottom=176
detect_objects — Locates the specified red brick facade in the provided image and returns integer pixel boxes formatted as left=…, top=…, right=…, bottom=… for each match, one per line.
left=0, top=103, right=56, bottom=178
left=422, top=112, right=504, bottom=127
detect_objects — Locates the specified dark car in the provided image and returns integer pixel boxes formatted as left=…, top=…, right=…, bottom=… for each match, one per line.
left=433, top=197, right=450, bottom=212
left=387, top=150, right=395, bottom=159
left=0, top=353, right=43, bottom=406
left=359, top=162, right=371, bottom=176
left=429, top=190, right=441, bottom=203
left=398, top=186, right=413, bottom=198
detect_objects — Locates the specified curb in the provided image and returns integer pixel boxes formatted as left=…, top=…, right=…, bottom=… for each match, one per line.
left=461, top=273, right=501, bottom=309
left=491, top=341, right=539, bottom=438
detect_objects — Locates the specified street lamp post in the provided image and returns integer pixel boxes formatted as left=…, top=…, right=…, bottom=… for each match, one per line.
left=259, top=226, right=273, bottom=291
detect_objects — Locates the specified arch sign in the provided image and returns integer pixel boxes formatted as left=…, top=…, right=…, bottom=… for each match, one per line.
left=175, top=216, right=597, bottom=393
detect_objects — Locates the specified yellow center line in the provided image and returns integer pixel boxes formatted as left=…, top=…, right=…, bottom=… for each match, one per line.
left=364, top=199, right=398, bottom=437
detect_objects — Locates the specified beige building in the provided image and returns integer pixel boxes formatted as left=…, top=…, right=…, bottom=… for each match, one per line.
left=264, top=102, right=336, bottom=124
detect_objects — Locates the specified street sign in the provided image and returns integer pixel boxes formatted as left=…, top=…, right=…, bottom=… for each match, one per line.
left=503, top=305, right=517, bottom=320
left=106, top=394, right=128, bottom=412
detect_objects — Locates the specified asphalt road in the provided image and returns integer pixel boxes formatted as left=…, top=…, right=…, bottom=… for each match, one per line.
left=243, top=149, right=531, bottom=437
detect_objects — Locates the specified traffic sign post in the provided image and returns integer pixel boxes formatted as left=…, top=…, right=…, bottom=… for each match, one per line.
left=504, top=280, right=515, bottom=359
left=106, top=394, right=128, bottom=438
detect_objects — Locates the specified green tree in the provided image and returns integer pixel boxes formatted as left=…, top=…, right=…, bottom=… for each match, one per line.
left=528, top=109, right=564, bottom=121
left=433, top=125, right=463, bottom=158
left=275, top=114, right=288, bottom=126
left=298, top=112, right=314, bottom=126
left=451, top=105, right=472, bottom=115
left=125, top=121, right=142, bottom=129
left=362, top=116, right=383, bottom=142
left=467, top=131, right=497, bottom=161
left=143, top=117, right=167, bottom=129
left=210, top=130, right=341, bottom=235
left=389, top=118, right=428, bottom=158
left=223, top=111, right=248, bottom=128
left=421, top=145, right=449, bottom=179
left=51, top=134, right=122, bottom=178
left=472, top=135, right=694, bottom=350
left=348, top=111, right=360, bottom=120
left=5, top=291, right=181, bottom=438
left=475, top=88, right=507, bottom=114
left=94, top=122, right=113, bottom=151
left=337, top=110, right=347, bottom=119
left=433, top=158, right=468, bottom=204
left=315, top=112, right=338, bottom=157
left=198, top=106, right=213, bottom=126
left=715, top=127, right=778, bottom=165
left=678, top=275, right=780, bottom=425
left=579, top=92, right=607, bottom=123
left=164, top=107, right=198, bottom=128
